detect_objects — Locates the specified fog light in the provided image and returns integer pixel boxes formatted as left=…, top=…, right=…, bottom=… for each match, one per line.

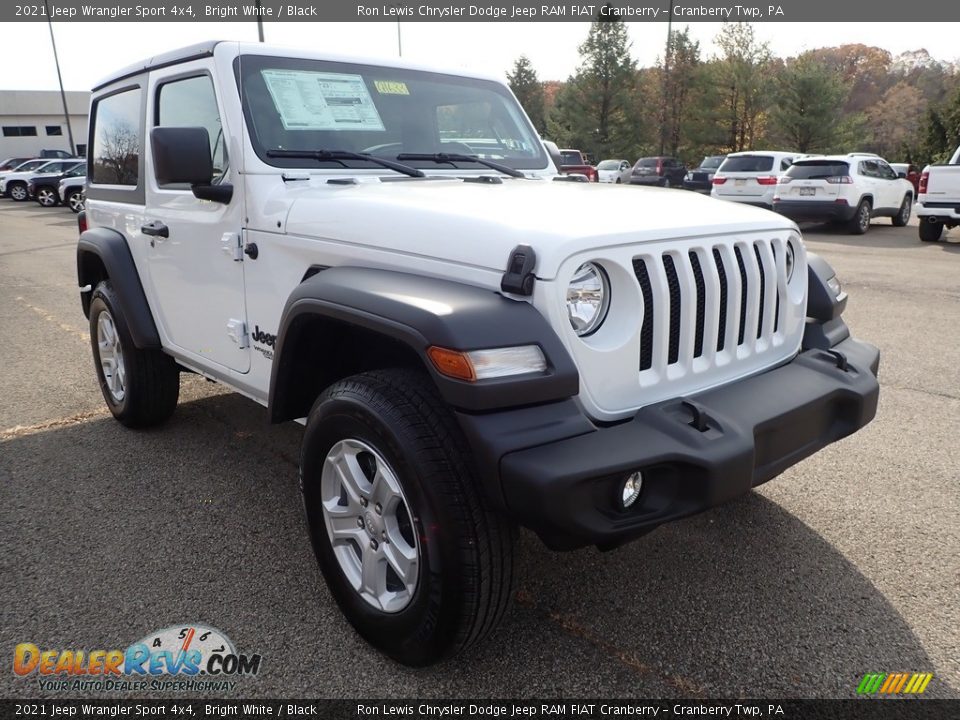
left=620, top=471, right=643, bottom=508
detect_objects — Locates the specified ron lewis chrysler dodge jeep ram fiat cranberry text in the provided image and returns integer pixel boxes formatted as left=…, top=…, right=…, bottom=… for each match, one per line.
left=77, top=42, right=880, bottom=666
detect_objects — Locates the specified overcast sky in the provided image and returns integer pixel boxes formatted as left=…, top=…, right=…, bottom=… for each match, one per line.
left=2, top=21, right=957, bottom=92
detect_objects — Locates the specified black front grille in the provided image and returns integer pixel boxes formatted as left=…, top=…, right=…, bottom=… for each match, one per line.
left=753, top=243, right=766, bottom=338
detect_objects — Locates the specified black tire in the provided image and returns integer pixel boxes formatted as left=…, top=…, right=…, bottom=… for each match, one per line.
left=849, top=199, right=872, bottom=235
left=8, top=182, right=28, bottom=202
left=919, top=220, right=943, bottom=242
left=66, top=189, right=84, bottom=213
left=301, top=369, right=515, bottom=666
left=36, top=186, right=58, bottom=207
left=662, top=178, right=672, bottom=188
left=615, top=177, right=621, bottom=184
left=892, top=195, right=912, bottom=227
left=88, top=281, right=179, bottom=428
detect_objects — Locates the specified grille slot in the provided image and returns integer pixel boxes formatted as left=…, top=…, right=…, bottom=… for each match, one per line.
left=713, top=248, right=728, bottom=352
left=689, top=251, right=706, bottom=358
left=753, top=243, right=766, bottom=338
left=633, top=258, right=654, bottom=371
left=663, top=255, right=682, bottom=365
left=734, top=246, right=748, bottom=346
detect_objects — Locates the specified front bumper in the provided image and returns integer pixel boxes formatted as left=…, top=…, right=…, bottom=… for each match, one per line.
left=470, top=336, right=878, bottom=550
left=774, top=200, right=857, bottom=223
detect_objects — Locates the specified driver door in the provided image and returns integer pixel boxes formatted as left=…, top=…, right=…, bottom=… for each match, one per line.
left=142, top=64, right=249, bottom=374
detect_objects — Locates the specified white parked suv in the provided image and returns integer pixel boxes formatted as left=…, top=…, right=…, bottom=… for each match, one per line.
left=1, top=158, right=80, bottom=201
left=711, top=151, right=801, bottom=209
left=77, top=41, right=880, bottom=666
left=773, top=154, right=914, bottom=235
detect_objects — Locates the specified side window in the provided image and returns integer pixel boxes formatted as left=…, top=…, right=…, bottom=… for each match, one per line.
left=91, top=88, right=141, bottom=186
left=877, top=161, right=896, bottom=180
left=156, top=75, right=227, bottom=184
left=861, top=160, right=879, bottom=178
left=781, top=158, right=793, bottom=171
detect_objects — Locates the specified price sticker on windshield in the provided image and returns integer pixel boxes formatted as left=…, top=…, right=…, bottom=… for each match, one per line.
left=374, top=81, right=410, bottom=95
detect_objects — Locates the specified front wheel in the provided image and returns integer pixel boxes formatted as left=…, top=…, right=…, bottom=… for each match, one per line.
left=849, top=199, right=872, bottom=235
left=36, top=187, right=58, bottom=207
left=301, top=369, right=515, bottom=666
left=892, top=195, right=911, bottom=227
left=89, top=281, right=180, bottom=427
left=919, top=220, right=944, bottom=242
left=662, top=178, right=672, bottom=188
left=9, top=182, right=27, bottom=202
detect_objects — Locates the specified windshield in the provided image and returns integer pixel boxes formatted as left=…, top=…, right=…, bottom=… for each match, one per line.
left=700, top=156, right=725, bottom=169
left=597, top=160, right=621, bottom=170
left=785, top=161, right=850, bottom=179
left=12, top=160, right=46, bottom=173
left=236, top=55, right=547, bottom=171
left=719, top=155, right=775, bottom=173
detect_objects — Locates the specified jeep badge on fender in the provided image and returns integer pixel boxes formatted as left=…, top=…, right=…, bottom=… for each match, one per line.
left=76, top=41, right=880, bottom=667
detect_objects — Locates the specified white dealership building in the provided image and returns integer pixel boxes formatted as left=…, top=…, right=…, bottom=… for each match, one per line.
left=0, top=90, right=89, bottom=160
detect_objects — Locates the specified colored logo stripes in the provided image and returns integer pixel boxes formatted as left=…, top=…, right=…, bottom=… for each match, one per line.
left=857, top=672, right=934, bottom=694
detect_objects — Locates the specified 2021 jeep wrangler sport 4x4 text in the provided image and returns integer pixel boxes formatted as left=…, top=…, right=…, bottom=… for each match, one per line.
left=77, top=42, right=880, bottom=666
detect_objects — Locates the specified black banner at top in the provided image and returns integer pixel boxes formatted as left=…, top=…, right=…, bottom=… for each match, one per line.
left=4, top=0, right=960, bottom=23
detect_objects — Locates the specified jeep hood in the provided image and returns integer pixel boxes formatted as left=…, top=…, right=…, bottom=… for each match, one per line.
left=283, top=178, right=796, bottom=279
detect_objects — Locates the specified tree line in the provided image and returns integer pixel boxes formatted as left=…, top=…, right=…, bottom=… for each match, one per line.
left=508, top=16, right=960, bottom=167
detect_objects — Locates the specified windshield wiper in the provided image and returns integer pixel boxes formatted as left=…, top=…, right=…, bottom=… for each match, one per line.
left=265, top=149, right=424, bottom=178
left=396, top=153, right=525, bottom=179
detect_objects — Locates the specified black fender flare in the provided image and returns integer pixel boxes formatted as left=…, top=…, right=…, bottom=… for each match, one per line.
left=268, top=267, right=579, bottom=421
left=77, top=227, right=160, bottom=348
left=803, top=252, right=850, bottom=350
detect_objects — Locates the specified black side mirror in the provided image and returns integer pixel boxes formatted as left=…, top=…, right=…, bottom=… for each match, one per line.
left=151, top=126, right=232, bottom=203
left=897, top=171, right=907, bottom=179
left=542, top=140, right=565, bottom=171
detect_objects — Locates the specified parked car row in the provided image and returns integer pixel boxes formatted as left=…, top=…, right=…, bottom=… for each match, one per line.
left=0, top=156, right=86, bottom=213
left=587, top=149, right=917, bottom=237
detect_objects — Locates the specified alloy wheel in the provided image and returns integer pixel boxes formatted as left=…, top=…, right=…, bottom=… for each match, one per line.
left=320, top=438, right=419, bottom=613
left=96, top=310, right=126, bottom=403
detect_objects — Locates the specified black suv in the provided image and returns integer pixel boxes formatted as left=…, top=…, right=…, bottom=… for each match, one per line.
left=629, top=156, right=687, bottom=188
left=683, top=155, right=727, bottom=193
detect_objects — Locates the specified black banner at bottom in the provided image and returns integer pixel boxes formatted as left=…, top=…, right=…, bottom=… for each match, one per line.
left=2, top=700, right=958, bottom=720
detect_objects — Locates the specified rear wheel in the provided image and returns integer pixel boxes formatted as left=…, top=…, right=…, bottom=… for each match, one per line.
left=9, top=182, right=27, bottom=201
left=892, top=195, right=911, bottom=227
left=89, top=281, right=180, bottom=427
left=662, top=178, right=672, bottom=188
left=301, top=369, right=515, bottom=666
left=919, top=220, right=944, bottom=242
left=849, top=199, right=872, bottom=235
left=36, top=187, right=58, bottom=207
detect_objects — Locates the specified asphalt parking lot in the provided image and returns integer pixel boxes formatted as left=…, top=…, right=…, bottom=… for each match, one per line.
left=1, top=198, right=958, bottom=700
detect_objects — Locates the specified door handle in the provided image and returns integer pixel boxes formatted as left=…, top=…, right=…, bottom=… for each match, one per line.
left=141, top=221, right=169, bottom=238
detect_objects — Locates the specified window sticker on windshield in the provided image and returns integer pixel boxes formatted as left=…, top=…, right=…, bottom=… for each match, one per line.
left=261, top=69, right=385, bottom=131
left=374, top=80, right=409, bottom=95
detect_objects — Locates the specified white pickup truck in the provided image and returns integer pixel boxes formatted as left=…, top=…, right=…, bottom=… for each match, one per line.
left=77, top=41, right=880, bottom=666
left=917, top=145, right=960, bottom=241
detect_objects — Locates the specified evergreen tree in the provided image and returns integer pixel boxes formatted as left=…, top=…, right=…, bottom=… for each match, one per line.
left=506, top=56, right=546, bottom=134
left=769, top=56, right=849, bottom=153
left=547, top=5, right=641, bottom=160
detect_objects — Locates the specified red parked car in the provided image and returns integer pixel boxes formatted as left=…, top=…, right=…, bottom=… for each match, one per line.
left=558, top=149, right=598, bottom=182
left=891, top=163, right=921, bottom=194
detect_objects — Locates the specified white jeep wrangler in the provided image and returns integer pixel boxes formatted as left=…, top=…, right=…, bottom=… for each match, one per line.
left=77, top=42, right=880, bottom=666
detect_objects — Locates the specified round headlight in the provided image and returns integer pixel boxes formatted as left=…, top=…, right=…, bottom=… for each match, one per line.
left=785, top=241, right=796, bottom=282
left=566, top=262, right=610, bottom=336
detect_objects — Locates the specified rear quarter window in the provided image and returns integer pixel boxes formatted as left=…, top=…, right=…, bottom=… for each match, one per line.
left=91, top=87, right=142, bottom=186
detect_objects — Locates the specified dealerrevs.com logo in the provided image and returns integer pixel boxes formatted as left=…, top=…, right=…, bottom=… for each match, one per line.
left=13, top=624, right=263, bottom=693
